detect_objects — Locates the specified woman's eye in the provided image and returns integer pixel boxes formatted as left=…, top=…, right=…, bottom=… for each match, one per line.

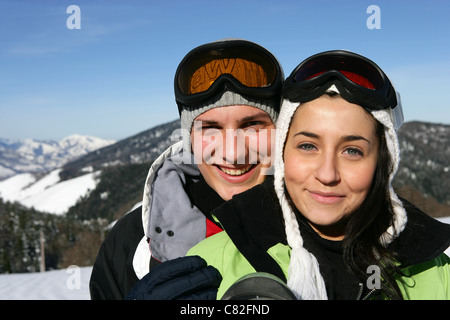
left=297, top=143, right=317, bottom=151
left=343, top=148, right=364, bottom=157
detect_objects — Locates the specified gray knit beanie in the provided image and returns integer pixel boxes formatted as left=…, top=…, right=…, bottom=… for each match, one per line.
left=180, top=90, right=279, bottom=150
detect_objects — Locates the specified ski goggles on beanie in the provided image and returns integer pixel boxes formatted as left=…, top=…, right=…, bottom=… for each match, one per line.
left=175, top=39, right=284, bottom=113
left=282, top=50, right=404, bottom=129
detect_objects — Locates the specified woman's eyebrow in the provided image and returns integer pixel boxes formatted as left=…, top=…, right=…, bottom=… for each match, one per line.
left=293, top=131, right=319, bottom=138
left=342, top=135, right=370, bottom=144
left=293, top=131, right=370, bottom=144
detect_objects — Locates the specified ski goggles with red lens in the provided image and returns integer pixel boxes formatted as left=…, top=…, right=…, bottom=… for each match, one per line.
left=175, top=39, right=284, bottom=113
left=282, top=50, right=403, bottom=117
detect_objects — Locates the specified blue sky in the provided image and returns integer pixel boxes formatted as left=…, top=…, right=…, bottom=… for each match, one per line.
left=0, top=0, right=449, bottom=141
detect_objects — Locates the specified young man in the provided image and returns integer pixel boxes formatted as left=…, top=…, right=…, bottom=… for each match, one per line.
left=89, top=39, right=284, bottom=299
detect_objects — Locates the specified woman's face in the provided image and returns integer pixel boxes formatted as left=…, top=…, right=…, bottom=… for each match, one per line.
left=283, top=95, right=379, bottom=240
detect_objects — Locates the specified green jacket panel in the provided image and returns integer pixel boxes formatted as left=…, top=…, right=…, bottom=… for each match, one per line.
left=188, top=231, right=256, bottom=299
left=396, top=253, right=450, bottom=300
left=188, top=231, right=450, bottom=300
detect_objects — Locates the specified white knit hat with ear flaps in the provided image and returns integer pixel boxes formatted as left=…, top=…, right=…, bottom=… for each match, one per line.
left=274, top=85, right=408, bottom=300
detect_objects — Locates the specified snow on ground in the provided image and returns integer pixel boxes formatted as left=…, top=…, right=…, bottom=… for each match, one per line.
left=0, top=172, right=37, bottom=199
left=0, top=266, right=92, bottom=300
left=19, top=171, right=98, bottom=214
left=0, top=169, right=98, bottom=215
left=12, top=169, right=61, bottom=200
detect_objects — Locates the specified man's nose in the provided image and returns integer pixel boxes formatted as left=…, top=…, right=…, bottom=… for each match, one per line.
left=221, top=129, right=248, bottom=165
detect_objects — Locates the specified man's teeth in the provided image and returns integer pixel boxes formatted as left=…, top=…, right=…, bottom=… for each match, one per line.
left=219, top=165, right=253, bottom=176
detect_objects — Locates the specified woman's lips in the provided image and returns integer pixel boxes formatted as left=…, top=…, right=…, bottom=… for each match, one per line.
left=309, top=190, right=345, bottom=204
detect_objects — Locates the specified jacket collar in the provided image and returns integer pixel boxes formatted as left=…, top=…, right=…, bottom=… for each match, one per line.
left=387, top=199, right=450, bottom=266
left=141, top=141, right=199, bottom=237
left=212, top=177, right=288, bottom=282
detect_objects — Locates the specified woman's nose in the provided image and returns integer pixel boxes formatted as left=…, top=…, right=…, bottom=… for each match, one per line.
left=314, top=153, right=340, bottom=186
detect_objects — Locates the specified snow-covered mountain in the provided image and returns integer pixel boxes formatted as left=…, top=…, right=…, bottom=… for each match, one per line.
left=0, top=121, right=182, bottom=216
left=0, top=135, right=116, bottom=180
left=0, top=169, right=99, bottom=215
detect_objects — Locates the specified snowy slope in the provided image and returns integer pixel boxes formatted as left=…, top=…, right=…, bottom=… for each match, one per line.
left=0, top=266, right=92, bottom=300
left=0, top=172, right=37, bottom=199
left=0, top=169, right=99, bottom=215
left=0, top=134, right=112, bottom=214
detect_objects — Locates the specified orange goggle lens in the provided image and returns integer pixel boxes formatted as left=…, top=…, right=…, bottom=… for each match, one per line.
left=188, top=57, right=271, bottom=94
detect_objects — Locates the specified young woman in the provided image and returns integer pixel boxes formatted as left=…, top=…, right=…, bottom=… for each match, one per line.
left=187, top=50, right=450, bottom=300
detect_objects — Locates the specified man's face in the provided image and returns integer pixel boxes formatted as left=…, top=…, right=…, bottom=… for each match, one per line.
left=190, top=105, right=275, bottom=201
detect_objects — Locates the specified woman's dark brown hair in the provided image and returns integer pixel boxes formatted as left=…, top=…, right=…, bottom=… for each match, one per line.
left=343, top=118, right=404, bottom=300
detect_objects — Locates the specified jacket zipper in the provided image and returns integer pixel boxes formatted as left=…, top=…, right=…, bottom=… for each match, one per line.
left=355, top=282, right=379, bottom=300
left=355, top=283, right=364, bottom=300
left=361, top=288, right=378, bottom=300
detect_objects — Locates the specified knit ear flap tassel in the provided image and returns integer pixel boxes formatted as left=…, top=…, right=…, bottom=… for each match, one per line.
left=371, top=109, right=407, bottom=246
left=274, top=99, right=328, bottom=300
left=275, top=175, right=328, bottom=300
left=289, top=247, right=329, bottom=300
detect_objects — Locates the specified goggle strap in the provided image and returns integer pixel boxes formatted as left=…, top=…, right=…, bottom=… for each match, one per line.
left=390, top=92, right=404, bottom=130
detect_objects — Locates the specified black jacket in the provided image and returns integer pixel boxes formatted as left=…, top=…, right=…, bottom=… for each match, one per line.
left=89, top=206, right=144, bottom=299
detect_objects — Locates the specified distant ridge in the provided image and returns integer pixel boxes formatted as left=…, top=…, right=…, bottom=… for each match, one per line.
left=0, top=135, right=115, bottom=181
left=59, top=119, right=180, bottom=181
